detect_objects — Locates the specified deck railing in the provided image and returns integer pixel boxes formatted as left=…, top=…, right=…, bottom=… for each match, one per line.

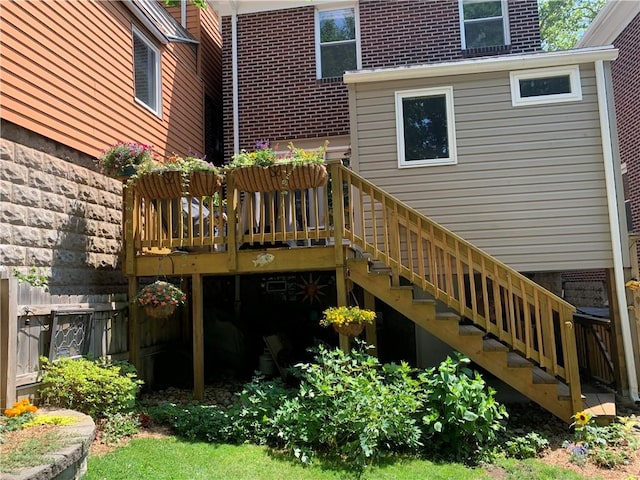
left=124, top=161, right=582, bottom=412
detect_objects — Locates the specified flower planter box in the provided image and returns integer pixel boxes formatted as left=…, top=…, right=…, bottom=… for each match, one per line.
left=188, top=171, right=224, bottom=197
left=232, top=164, right=327, bottom=193
left=134, top=171, right=224, bottom=199
left=134, top=171, right=183, bottom=199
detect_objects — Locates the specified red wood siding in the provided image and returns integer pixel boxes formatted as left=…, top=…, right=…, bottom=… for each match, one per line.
left=199, top=5, right=223, bottom=101
left=0, top=0, right=205, bottom=159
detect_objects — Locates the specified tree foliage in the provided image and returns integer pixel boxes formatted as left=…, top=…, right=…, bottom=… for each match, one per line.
left=539, top=0, right=606, bottom=51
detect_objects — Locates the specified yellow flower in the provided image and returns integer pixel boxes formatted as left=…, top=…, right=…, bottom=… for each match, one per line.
left=573, top=410, right=591, bottom=426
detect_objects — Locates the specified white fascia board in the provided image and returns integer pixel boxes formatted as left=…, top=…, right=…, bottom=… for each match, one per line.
left=209, top=0, right=353, bottom=16
left=577, top=0, right=640, bottom=48
left=125, top=1, right=169, bottom=44
left=343, top=46, right=618, bottom=84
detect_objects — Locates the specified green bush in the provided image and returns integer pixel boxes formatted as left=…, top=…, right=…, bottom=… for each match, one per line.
left=273, top=345, right=424, bottom=467
left=504, top=432, right=549, bottom=459
left=147, top=377, right=291, bottom=445
left=416, top=353, right=507, bottom=462
left=100, top=412, right=141, bottom=445
left=39, top=357, right=142, bottom=419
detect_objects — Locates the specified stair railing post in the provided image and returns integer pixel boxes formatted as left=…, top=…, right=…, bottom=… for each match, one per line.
left=329, top=162, right=350, bottom=352
left=562, top=306, right=583, bottom=416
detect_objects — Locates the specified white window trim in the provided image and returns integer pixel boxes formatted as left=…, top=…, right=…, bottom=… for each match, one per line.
left=459, top=0, right=510, bottom=50
left=395, top=86, right=457, bottom=168
left=132, top=26, right=162, bottom=117
left=314, top=4, right=361, bottom=80
left=510, top=65, right=582, bottom=107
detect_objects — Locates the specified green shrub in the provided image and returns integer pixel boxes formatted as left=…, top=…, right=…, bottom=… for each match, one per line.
left=39, top=357, right=142, bottom=419
left=416, top=353, right=508, bottom=462
left=272, top=345, right=424, bottom=468
left=504, top=432, right=549, bottom=459
left=147, top=377, right=292, bottom=445
left=99, top=412, right=141, bottom=445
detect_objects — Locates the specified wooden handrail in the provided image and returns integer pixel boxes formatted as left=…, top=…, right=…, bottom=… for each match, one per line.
left=333, top=163, right=581, bottom=412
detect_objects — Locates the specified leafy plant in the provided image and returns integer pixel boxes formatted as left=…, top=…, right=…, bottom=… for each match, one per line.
left=132, top=280, right=186, bottom=309
left=273, top=344, right=424, bottom=468
left=98, top=141, right=155, bottom=177
left=226, top=141, right=327, bottom=170
left=504, top=432, right=550, bottom=459
left=416, top=353, right=508, bottom=463
left=320, top=305, right=376, bottom=328
left=100, top=412, right=141, bottom=445
left=13, top=267, right=48, bottom=289
left=562, top=411, right=638, bottom=469
left=39, top=357, right=142, bottom=419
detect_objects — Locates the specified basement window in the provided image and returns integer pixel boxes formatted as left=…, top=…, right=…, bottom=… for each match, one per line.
left=510, top=66, right=582, bottom=107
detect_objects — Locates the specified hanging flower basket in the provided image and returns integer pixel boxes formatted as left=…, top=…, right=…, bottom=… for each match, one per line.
left=132, top=280, right=186, bottom=319
left=144, top=304, right=177, bottom=319
left=333, top=322, right=365, bottom=337
left=320, top=306, right=376, bottom=337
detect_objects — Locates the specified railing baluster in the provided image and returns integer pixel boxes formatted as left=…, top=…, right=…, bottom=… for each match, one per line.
left=481, top=257, right=491, bottom=333
left=467, top=247, right=478, bottom=323
left=521, top=279, right=532, bottom=360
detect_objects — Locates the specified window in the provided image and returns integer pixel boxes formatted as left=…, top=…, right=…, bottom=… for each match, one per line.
left=316, top=7, right=359, bottom=79
left=510, top=66, right=582, bottom=106
left=133, top=27, right=161, bottom=116
left=395, top=87, right=457, bottom=168
left=459, top=0, right=509, bottom=49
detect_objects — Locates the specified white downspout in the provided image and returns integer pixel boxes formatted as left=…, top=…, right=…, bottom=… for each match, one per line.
left=595, top=59, right=640, bottom=402
left=231, top=2, right=239, bottom=153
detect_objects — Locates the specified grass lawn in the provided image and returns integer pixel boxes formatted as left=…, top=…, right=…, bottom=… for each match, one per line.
left=85, top=436, right=587, bottom=480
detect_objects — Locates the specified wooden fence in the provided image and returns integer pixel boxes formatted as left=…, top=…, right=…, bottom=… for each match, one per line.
left=1, top=277, right=181, bottom=409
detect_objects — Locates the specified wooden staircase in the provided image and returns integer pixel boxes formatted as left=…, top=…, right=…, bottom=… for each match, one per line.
left=347, top=257, right=615, bottom=423
left=332, top=163, right=616, bottom=424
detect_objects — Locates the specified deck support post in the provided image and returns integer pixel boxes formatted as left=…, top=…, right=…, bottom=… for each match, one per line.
left=329, top=161, right=350, bottom=353
left=364, top=289, right=378, bottom=356
left=128, top=277, right=140, bottom=371
left=192, top=273, right=204, bottom=401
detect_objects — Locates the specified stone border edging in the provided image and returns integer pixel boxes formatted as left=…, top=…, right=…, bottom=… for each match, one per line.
left=1, top=408, right=96, bottom=480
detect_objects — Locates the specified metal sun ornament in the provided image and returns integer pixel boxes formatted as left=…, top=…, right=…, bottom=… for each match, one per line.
left=297, top=274, right=327, bottom=304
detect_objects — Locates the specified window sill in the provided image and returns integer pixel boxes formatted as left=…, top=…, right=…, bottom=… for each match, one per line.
left=462, top=44, right=511, bottom=57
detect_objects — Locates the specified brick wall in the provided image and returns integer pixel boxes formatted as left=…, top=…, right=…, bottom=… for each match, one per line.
left=222, top=0, right=541, bottom=160
left=0, top=124, right=127, bottom=295
left=612, top=14, right=640, bottom=237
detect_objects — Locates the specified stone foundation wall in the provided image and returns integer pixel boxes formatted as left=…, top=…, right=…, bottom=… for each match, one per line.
left=0, top=129, right=127, bottom=295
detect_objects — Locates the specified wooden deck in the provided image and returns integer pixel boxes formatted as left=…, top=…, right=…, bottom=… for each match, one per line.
left=122, top=161, right=616, bottom=423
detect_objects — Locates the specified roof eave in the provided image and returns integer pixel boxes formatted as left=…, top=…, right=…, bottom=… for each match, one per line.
left=343, top=46, right=619, bottom=84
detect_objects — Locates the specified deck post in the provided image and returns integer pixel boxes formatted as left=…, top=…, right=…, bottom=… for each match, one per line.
left=562, top=306, right=583, bottom=416
left=329, top=162, right=350, bottom=352
left=364, top=289, right=378, bottom=356
left=127, top=277, right=140, bottom=371
left=227, top=175, right=238, bottom=271
left=0, top=278, right=17, bottom=409
left=605, top=268, right=629, bottom=392
left=627, top=235, right=640, bottom=389
left=192, top=274, right=204, bottom=401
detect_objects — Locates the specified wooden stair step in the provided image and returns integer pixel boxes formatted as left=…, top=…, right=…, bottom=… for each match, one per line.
left=483, top=338, right=509, bottom=352
left=435, top=311, right=460, bottom=322
left=532, top=366, right=558, bottom=385
left=507, top=352, right=534, bottom=368
left=459, top=325, right=484, bottom=336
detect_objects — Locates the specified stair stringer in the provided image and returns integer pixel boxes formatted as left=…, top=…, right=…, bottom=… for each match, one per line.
left=347, top=258, right=576, bottom=422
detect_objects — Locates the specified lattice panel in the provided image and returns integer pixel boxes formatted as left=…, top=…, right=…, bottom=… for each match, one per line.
left=49, top=310, right=94, bottom=360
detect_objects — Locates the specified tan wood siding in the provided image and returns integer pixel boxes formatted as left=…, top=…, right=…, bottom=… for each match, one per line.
left=350, top=65, right=612, bottom=272
left=0, top=0, right=204, bottom=159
